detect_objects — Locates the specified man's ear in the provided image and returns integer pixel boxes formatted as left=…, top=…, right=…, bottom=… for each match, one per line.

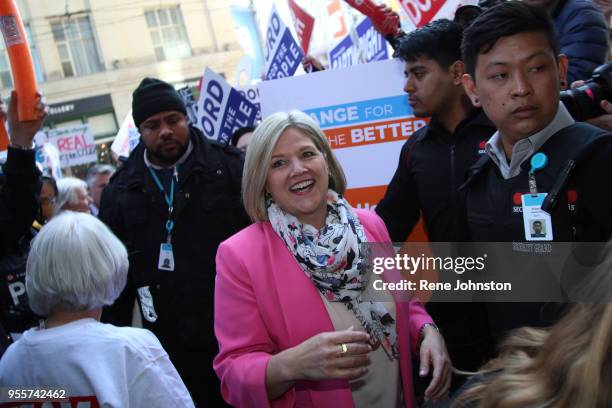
left=450, top=60, right=466, bottom=86
left=461, top=73, right=481, bottom=107
left=557, top=54, right=569, bottom=89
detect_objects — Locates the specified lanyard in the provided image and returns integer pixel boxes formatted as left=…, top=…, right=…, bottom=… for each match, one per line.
left=528, top=152, right=548, bottom=195
left=147, top=166, right=177, bottom=242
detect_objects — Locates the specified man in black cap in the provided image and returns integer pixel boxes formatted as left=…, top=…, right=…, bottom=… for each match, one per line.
left=100, top=78, right=250, bottom=406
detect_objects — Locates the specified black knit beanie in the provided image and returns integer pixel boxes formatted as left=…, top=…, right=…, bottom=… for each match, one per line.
left=132, top=77, right=187, bottom=128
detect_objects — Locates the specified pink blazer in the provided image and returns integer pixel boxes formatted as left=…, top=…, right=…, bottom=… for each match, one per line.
left=213, top=209, right=433, bottom=408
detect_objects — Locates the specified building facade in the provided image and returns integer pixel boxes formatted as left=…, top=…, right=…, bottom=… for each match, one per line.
left=7, top=0, right=243, bottom=149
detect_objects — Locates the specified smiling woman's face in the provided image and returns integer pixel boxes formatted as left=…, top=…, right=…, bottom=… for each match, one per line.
left=265, top=127, right=329, bottom=228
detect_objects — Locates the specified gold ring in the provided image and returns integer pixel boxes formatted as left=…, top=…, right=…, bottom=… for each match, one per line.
left=340, top=343, right=348, bottom=354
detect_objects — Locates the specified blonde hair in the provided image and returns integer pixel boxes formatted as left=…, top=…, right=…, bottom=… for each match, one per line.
left=242, top=110, right=346, bottom=223
left=453, top=248, right=612, bottom=408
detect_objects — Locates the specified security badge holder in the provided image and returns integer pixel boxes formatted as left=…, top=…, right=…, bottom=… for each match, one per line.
left=158, top=216, right=175, bottom=271
left=521, top=152, right=553, bottom=241
left=148, top=166, right=177, bottom=271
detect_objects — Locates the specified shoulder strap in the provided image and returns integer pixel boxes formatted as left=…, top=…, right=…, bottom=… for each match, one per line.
left=459, top=154, right=492, bottom=191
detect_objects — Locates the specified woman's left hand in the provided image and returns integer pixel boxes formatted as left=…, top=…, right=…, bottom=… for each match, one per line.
left=419, top=325, right=451, bottom=402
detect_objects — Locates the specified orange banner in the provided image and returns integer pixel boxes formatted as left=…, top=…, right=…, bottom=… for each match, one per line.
left=323, top=117, right=428, bottom=149
left=344, top=184, right=429, bottom=242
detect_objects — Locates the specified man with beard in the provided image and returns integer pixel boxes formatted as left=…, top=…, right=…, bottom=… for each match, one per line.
left=375, top=19, right=497, bottom=387
left=100, top=78, right=250, bottom=406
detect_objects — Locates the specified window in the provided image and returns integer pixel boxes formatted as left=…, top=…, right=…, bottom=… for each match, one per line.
left=145, top=6, right=191, bottom=61
left=0, top=24, right=45, bottom=89
left=51, top=16, right=103, bottom=78
left=87, top=113, right=117, bottom=138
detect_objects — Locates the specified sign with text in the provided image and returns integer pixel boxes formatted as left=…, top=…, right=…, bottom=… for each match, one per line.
left=48, top=124, right=97, bottom=168
left=356, top=17, right=388, bottom=63
left=399, top=0, right=463, bottom=30
left=260, top=59, right=427, bottom=212
left=287, top=0, right=315, bottom=54
left=237, top=84, right=262, bottom=122
left=196, top=67, right=259, bottom=144
left=329, top=33, right=358, bottom=69
left=264, top=4, right=304, bottom=80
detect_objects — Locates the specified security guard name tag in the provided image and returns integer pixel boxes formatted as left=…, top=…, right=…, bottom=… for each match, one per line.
left=521, top=193, right=553, bottom=241
left=158, top=243, right=175, bottom=271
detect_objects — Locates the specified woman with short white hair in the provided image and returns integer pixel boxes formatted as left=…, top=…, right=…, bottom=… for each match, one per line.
left=0, top=212, right=194, bottom=407
left=54, top=177, right=91, bottom=214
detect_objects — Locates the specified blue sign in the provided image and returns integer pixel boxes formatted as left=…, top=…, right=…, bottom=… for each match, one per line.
left=329, top=34, right=358, bottom=69
left=264, top=5, right=303, bottom=81
left=265, top=29, right=303, bottom=80
left=356, top=17, right=388, bottom=63
left=197, top=68, right=259, bottom=144
left=218, top=88, right=259, bottom=145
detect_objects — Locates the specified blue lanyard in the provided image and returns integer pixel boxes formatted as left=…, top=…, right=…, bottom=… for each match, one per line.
left=147, top=166, right=176, bottom=236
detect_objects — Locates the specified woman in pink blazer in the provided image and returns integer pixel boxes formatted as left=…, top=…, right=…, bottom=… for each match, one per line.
left=214, top=111, right=451, bottom=407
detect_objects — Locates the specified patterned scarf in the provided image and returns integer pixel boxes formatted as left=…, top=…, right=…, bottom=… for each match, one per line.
left=267, top=190, right=399, bottom=360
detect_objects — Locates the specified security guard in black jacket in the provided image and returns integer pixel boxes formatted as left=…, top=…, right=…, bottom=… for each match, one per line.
left=376, top=20, right=497, bottom=382
left=100, top=78, right=250, bottom=407
left=460, top=3, right=612, bottom=345
left=377, top=110, right=495, bottom=242
left=462, top=120, right=612, bottom=242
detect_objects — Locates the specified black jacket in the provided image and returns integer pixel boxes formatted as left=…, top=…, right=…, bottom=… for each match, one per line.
left=462, top=122, right=612, bottom=242
left=551, top=0, right=609, bottom=84
left=461, top=122, right=612, bottom=342
left=376, top=111, right=498, bottom=377
left=0, top=148, right=41, bottom=350
left=0, top=148, right=40, bottom=257
left=99, top=127, right=250, bottom=406
left=376, top=109, right=496, bottom=242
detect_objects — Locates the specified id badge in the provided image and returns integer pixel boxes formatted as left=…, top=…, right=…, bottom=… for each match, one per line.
left=158, top=243, right=175, bottom=271
left=521, top=193, right=553, bottom=241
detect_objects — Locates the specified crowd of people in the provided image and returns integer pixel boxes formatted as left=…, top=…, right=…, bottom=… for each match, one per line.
left=0, top=1, right=611, bottom=407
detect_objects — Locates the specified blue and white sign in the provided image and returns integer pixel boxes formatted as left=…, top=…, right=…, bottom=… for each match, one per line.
left=264, top=4, right=303, bottom=80
left=356, top=17, right=388, bottom=63
left=237, top=85, right=262, bottom=122
left=329, top=34, right=358, bottom=69
left=35, top=143, right=62, bottom=180
left=196, top=67, right=259, bottom=145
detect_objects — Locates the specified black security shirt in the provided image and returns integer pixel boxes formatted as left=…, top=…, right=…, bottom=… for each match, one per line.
left=376, top=109, right=495, bottom=242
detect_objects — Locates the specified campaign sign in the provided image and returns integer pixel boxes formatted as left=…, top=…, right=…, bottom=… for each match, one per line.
left=329, top=34, right=358, bottom=69
left=356, top=17, right=388, bottom=63
left=111, top=110, right=140, bottom=158
left=259, top=59, right=428, bottom=221
left=196, top=67, right=259, bottom=144
left=400, top=0, right=461, bottom=29
left=287, top=0, right=315, bottom=54
left=35, top=143, right=62, bottom=180
left=264, top=4, right=303, bottom=80
left=48, top=124, right=97, bottom=168
left=237, top=85, right=262, bottom=122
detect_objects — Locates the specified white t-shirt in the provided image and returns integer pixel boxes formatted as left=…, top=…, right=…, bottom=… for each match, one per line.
left=0, top=318, right=194, bottom=407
